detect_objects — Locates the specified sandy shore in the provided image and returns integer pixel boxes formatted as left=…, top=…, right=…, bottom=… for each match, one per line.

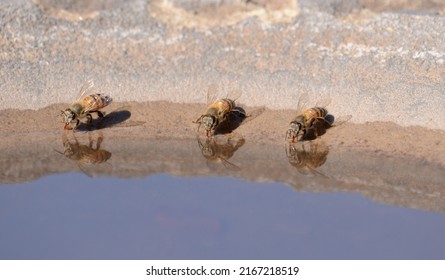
left=1, top=1, right=444, bottom=212
left=1, top=102, right=444, bottom=213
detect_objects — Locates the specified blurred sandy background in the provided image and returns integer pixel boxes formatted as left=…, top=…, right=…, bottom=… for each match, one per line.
left=1, top=0, right=445, bottom=129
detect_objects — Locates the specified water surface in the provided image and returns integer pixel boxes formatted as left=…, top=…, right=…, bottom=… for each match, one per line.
left=1, top=173, right=444, bottom=260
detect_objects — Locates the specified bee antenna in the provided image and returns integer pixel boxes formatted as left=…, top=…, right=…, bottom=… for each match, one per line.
left=53, top=148, right=65, bottom=155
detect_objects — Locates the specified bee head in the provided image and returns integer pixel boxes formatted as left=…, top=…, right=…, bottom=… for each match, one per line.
left=63, top=143, right=74, bottom=156
left=289, top=121, right=301, bottom=136
left=290, top=122, right=301, bottom=133
left=202, top=115, right=217, bottom=131
left=61, top=109, right=75, bottom=124
left=201, top=143, right=216, bottom=158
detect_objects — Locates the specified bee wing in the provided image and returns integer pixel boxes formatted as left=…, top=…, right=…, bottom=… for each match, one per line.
left=213, top=106, right=264, bottom=136
left=307, top=166, right=330, bottom=178
left=226, top=106, right=265, bottom=128
left=81, top=95, right=105, bottom=113
left=77, top=162, right=113, bottom=178
left=221, top=158, right=241, bottom=171
left=76, top=79, right=95, bottom=101
left=206, top=84, right=219, bottom=105
left=296, top=92, right=310, bottom=113
left=244, top=106, right=265, bottom=124
left=316, top=98, right=331, bottom=108
left=331, top=115, right=352, bottom=127
left=226, top=89, right=242, bottom=102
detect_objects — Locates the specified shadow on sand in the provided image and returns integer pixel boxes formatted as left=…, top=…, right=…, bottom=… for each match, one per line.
left=76, top=110, right=133, bottom=131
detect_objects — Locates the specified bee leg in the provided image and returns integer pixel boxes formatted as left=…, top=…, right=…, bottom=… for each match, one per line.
left=298, top=128, right=307, bottom=142
left=313, top=118, right=328, bottom=138
left=73, top=137, right=80, bottom=148
left=234, top=137, right=245, bottom=149
left=96, top=135, right=104, bottom=150
left=317, top=116, right=331, bottom=127
left=194, top=118, right=202, bottom=134
left=286, top=142, right=296, bottom=159
left=97, top=111, right=105, bottom=118
left=88, top=134, right=93, bottom=148
left=72, top=120, right=80, bottom=131
left=86, top=114, right=93, bottom=124
left=302, top=141, right=308, bottom=152
left=285, top=143, right=290, bottom=158
left=312, top=125, right=319, bottom=138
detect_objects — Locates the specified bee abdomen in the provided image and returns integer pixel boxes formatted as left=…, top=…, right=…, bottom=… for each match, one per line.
left=92, top=94, right=112, bottom=107
left=100, top=94, right=113, bottom=106
left=216, top=99, right=234, bottom=119
left=312, top=107, right=328, bottom=118
left=220, top=99, right=234, bottom=111
left=221, top=98, right=235, bottom=108
left=82, top=94, right=112, bottom=111
left=80, top=150, right=111, bottom=164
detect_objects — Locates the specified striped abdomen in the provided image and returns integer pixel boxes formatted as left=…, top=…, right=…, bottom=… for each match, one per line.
left=207, top=98, right=235, bottom=122
left=301, top=107, right=328, bottom=127
left=71, top=94, right=112, bottom=116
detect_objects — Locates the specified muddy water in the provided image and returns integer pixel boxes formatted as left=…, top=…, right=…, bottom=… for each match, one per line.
left=1, top=132, right=445, bottom=259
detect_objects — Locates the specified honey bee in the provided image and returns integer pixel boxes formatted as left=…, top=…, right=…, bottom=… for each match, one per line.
left=197, top=135, right=245, bottom=170
left=56, top=131, right=112, bottom=175
left=61, top=79, right=112, bottom=130
left=286, top=93, right=332, bottom=142
left=193, top=85, right=244, bottom=137
left=286, top=140, right=329, bottom=178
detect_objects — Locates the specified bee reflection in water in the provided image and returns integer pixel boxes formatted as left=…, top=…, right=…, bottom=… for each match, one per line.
left=197, top=135, right=246, bottom=171
left=196, top=102, right=248, bottom=170
left=56, top=131, right=112, bottom=175
left=286, top=140, right=329, bottom=178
